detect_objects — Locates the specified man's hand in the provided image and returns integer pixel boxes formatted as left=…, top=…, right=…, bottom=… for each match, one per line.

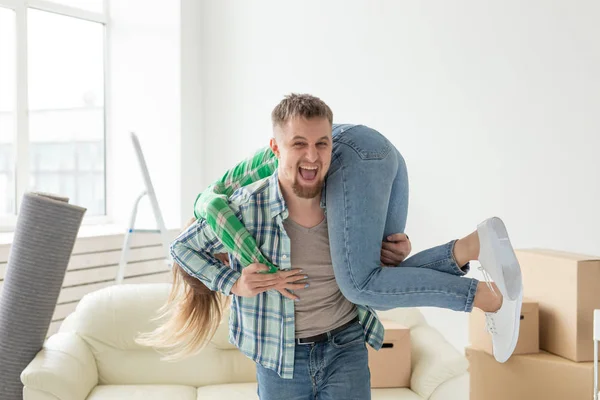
left=230, top=263, right=308, bottom=301
left=381, top=233, right=411, bottom=266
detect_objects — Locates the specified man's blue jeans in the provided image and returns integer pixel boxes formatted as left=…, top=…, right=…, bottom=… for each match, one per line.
left=326, top=124, right=478, bottom=312
left=256, top=320, right=371, bottom=400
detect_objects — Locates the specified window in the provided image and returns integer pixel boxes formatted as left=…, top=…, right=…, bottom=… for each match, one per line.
left=0, top=0, right=107, bottom=228
left=0, top=7, right=16, bottom=216
left=43, top=0, right=103, bottom=13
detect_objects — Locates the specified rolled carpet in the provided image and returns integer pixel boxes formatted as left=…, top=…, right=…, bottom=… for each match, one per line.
left=0, top=193, right=86, bottom=400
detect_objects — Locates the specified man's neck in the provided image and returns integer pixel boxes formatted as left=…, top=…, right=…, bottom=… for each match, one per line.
left=280, top=183, right=324, bottom=228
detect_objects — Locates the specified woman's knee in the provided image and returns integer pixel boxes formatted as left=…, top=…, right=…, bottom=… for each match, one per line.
left=336, top=271, right=379, bottom=306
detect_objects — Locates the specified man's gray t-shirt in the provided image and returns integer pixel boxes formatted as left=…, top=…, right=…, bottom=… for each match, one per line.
left=283, top=217, right=358, bottom=338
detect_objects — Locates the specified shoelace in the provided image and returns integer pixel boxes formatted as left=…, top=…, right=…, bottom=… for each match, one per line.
left=478, top=264, right=498, bottom=297
left=485, top=314, right=498, bottom=335
left=479, top=263, right=500, bottom=335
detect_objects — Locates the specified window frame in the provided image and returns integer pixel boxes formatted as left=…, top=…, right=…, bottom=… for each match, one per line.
left=0, top=0, right=110, bottom=231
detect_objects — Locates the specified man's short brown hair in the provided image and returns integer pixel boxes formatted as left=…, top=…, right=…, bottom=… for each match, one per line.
left=271, top=93, right=333, bottom=128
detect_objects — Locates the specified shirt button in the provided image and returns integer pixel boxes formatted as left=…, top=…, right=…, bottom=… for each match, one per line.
left=286, top=317, right=293, bottom=322
left=286, top=343, right=294, bottom=347
left=282, top=255, right=288, bottom=259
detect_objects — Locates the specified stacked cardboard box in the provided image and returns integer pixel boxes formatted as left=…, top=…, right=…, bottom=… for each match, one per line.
left=467, top=347, right=594, bottom=400
left=367, top=320, right=411, bottom=388
left=468, top=249, right=600, bottom=400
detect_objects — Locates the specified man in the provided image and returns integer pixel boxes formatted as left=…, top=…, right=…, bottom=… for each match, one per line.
left=169, top=94, right=508, bottom=398
left=172, top=97, right=383, bottom=399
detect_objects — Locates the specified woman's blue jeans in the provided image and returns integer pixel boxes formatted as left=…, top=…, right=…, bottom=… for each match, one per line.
left=326, top=124, right=478, bottom=312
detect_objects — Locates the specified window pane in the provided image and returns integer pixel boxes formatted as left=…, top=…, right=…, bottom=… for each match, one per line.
left=0, top=8, right=16, bottom=216
left=44, top=0, right=104, bottom=13
left=28, top=9, right=105, bottom=216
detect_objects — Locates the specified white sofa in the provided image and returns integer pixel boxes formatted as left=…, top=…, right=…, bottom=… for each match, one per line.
left=21, top=284, right=469, bottom=400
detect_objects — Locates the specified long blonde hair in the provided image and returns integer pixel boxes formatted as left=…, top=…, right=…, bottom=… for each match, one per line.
left=136, top=224, right=230, bottom=360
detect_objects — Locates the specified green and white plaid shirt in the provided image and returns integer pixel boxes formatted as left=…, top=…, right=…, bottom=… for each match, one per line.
left=193, top=146, right=280, bottom=272
left=175, top=163, right=384, bottom=379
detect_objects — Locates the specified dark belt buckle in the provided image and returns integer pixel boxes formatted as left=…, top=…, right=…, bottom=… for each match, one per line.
left=296, top=332, right=327, bottom=345
left=295, top=317, right=358, bottom=346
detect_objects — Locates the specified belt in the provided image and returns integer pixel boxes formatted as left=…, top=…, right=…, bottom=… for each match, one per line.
left=295, top=316, right=359, bottom=345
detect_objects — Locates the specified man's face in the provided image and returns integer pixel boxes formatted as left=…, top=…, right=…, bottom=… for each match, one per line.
left=270, top=117, right=332, bottom=199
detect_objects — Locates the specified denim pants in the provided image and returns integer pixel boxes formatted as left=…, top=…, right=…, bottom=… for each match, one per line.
left=256, top=320, right=371, bottom=400
left=325, top=124, right=478, bottom=312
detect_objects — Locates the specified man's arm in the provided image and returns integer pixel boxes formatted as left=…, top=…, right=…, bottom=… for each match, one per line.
left=172, top=216, right=309, bottom=300
left=170, top=218, right=241, bottom=296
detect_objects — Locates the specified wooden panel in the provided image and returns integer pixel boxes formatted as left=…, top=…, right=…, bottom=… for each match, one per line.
left=47, top=320, right=63, bottom=337
left=71, top=230, right=179, bottom=255
left=0, top=229, right=179, bottom=264
left=66, top=245, right=167, bottom=272
left=62, top=259, right=169, bottom=287
left=0, top=247, right=9, bottom=264
left=53, top=302, right=78, bottom=321
left=0, top=246, right=168, bottom=281
left=56, top=280, right=112, bottom=304
left=0, top=261, right=171, bottom=299
left=0, top=263, right=6, bottom=282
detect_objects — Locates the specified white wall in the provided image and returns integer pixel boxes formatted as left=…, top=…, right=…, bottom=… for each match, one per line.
left=180, top=0, right=204, bottom=226
left=107, top=0, right=181, bottom=230
left=195, top=0, right=600, bottom=351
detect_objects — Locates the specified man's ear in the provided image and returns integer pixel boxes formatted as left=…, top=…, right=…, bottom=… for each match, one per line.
left=269, top=137, right=280, bottom=158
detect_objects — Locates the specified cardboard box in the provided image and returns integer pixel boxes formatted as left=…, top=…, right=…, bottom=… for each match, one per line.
left=367, top=320, right=410, bottom=388
left=467, top=346, right=594, bottom=400
left=516, top=249, right=600, bottom=362
left=469, top=299, right=539, bottom=356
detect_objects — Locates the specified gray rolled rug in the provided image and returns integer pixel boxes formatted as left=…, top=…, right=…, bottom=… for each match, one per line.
left=0, top=193, right=86, bottom=400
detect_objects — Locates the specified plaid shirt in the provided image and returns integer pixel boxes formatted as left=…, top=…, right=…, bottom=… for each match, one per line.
left=172, top=171, right=384, bottom=379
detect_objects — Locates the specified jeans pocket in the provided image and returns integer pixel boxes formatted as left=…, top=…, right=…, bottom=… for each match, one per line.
left=333, top=125, right=392, bottom=160
left=330, top=322, right=365, bottom=349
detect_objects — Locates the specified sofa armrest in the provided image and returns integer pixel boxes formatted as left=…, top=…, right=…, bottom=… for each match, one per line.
left=21, top=332, right=98, bottom=400
left=409, top=325, right=469, bottom=399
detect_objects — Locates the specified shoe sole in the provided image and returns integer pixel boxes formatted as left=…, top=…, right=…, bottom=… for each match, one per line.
left=478, top=217, right=522, bottom=301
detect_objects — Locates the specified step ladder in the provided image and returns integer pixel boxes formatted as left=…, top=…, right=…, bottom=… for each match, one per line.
left=115, top=132, right=172, bottom=284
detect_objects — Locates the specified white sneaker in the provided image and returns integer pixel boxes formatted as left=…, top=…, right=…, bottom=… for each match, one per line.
left=477, top=217, right=523, bottom=363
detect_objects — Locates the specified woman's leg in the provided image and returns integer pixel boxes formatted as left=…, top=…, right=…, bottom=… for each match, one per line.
left=326, top=125, right=477, bottom=311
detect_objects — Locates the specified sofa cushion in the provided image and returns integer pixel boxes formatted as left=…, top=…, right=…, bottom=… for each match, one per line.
left=197, top=383, right=258, bottom=398
left=87, top=385, right=197, bottom=400
left=71, top=284, right=257, bottom=386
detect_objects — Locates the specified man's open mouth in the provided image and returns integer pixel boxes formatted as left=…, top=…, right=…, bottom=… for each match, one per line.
left=298, top=165, right=318, bottom=181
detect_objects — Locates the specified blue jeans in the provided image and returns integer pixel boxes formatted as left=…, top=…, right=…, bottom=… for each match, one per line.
left=256, top=320, right=371, bottom=400
left=326, top=124, right=478, bottom=312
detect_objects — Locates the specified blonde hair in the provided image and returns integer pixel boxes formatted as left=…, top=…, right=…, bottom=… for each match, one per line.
left=136, top=220, right=230, bottom=360
left=271, top=93, right=333, bottom=128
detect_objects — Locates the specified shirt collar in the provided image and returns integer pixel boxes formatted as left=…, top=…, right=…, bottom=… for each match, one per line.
left=268, top=171, right=287, bottom=219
